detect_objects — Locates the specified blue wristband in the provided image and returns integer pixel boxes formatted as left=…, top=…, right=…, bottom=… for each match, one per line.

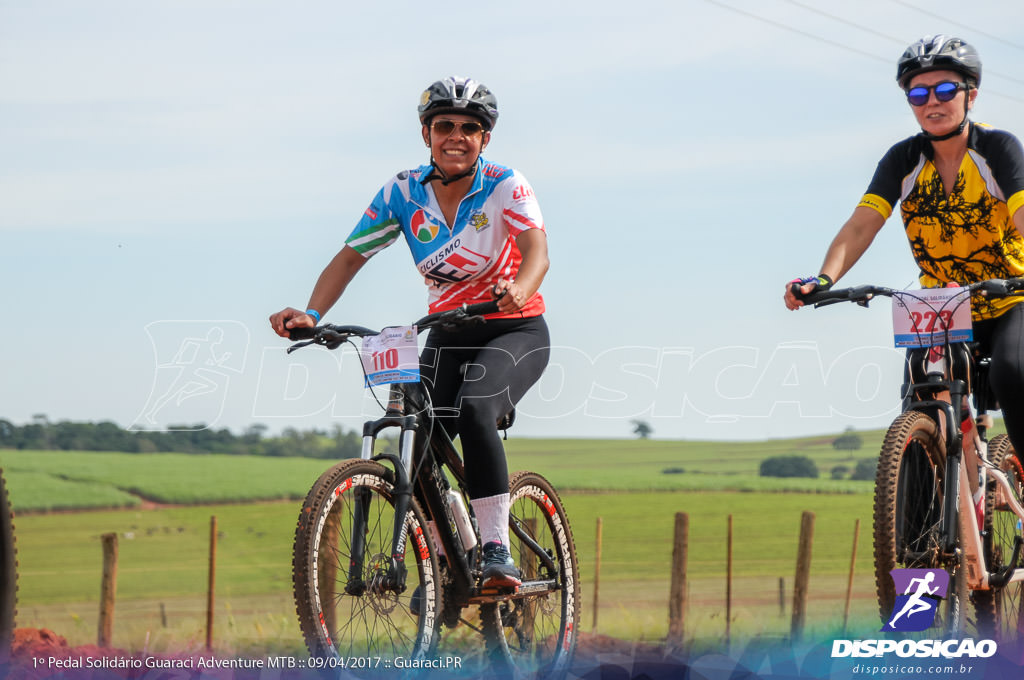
left=305, top=309, right=321, bottom=323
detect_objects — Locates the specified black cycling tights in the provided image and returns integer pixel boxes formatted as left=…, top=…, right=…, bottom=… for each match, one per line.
left=975, top=302, right=1024, bottom=462
left=420, top=315, right=550, bottom=499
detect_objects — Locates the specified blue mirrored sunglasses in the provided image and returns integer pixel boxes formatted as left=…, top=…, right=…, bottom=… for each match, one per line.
left=906, top=81, right=967, bottom=107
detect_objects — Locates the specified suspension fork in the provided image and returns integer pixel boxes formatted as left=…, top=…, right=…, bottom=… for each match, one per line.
left=344, top=408, right=420, bottom=594
left=940, top=379, right=968, bottom=555
left=385, top=422, right=419, bottom=589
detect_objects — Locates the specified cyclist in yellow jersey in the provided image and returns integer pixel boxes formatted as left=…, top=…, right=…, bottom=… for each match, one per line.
left=784, top=36, right=1024, bottom=462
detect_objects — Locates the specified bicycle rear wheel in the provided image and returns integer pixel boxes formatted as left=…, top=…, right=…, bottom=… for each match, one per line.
left=983, top=434, right=1024, bottom=643
left=0, top=469, right=15, bottom=663
left=292, top=459, right=440, bottom=666
left=873, top=410, right=983, bottom=637
left=483, top=471, right=579, bottom=680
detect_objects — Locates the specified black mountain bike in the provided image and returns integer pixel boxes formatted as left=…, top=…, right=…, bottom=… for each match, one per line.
left=799, top=279, right=1024, bottom=641
left=287, top=302, right=579, bottom=678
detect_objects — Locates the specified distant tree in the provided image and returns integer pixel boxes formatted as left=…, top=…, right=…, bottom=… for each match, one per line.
left=0, top=416, right=368, bottom=459
left=832, top=427, right=863, bottom=453
left=243, top=423, right=269, bottom=445
left=851, top=458, right=877, bottom=481
left=830, top=465, right=850, bottom=480
left=631, top=420, right=653, bottom=440
left=759, top=455, right=819, bottom=479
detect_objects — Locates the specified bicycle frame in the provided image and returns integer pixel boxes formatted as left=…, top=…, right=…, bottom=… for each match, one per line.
left=350, top=381, right=560, bottom=608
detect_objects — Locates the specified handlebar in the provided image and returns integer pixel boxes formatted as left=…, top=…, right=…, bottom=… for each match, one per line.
left=793, top=277, right=1024, bottom=309
left=285, top=300, right=501, bottom=353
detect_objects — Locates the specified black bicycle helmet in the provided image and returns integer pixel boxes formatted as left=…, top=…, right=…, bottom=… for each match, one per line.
left=897, top=35, right=982, bottom=89
left=418, top=76, right=499, bottom=130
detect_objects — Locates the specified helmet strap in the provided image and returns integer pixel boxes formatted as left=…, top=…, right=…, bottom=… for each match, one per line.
left=922, top=88, right=971, bottom=142
left=421, top=157, right=479, bottom=186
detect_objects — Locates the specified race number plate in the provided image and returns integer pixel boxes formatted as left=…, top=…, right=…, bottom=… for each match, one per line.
left=360, top=325, right=420, bottom=386
left=891, top=288, right=972, bottom=348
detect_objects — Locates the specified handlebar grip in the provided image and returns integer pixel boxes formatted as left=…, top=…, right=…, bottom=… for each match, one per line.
left=287, top=326, right=317, bottom=341
left=799, top=289, right=838, bottom=305
left=790, top=279, right=831, bottom=304
left=463, top=300, right=501, bottom=316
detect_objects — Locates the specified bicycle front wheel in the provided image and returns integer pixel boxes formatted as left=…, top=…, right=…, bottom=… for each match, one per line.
left=873, top=410, right=979, bottom=637
left=984, top=434, right=1024, bottom=643
left=483, top=471, right=579, bottom=680
left=292, top=459, right=440, bottom=664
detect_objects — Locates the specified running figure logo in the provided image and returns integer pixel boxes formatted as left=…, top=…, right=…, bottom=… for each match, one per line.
left=132, top=321, right=249, bottom=431
left=882, top=568, right=950, bottom=632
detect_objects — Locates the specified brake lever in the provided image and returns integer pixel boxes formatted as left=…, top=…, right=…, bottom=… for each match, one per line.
left=318, top=329, right=347, bottom=350
left=287, top=340, right=316, bottom=354
left=438, top=308, right=485, bottom=333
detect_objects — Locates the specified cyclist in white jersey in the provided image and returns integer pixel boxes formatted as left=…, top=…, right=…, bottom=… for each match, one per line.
left=270, top=76, right=550, bottom=588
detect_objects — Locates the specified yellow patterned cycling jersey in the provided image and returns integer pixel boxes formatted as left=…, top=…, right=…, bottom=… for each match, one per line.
left=858, top=123, right=1024, bottom=320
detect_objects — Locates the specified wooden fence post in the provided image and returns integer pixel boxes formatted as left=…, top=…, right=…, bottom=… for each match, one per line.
left=98, top=532, right=118, bottom=647
left=791, top=511, right=815, bottom=641
left=667, top=512, right=688, bottom=648
left=844, top=518, right=860, bottom=632
left=593, top=517, right=602, bottom=632
left=206, top=515, right=217, bottom=651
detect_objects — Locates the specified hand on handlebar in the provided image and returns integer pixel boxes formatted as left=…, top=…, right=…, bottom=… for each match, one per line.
left=785, top=274, right=834, bottom=310
left=269, top=307, right=317, bottom=338
left=492, top=279, right=527, bottom=314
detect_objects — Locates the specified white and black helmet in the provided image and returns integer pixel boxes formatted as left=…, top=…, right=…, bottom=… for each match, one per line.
left=897, top=35, right=982, bottom=89
left=418, top=76, right=499, bottom=130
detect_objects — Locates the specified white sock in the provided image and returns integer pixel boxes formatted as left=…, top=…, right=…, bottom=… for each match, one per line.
left=470, top=493, right=510, bottom=547
left=426, top=521, right=446, bottom=559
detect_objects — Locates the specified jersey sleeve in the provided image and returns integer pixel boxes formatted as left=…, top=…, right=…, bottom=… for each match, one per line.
left=858, top=138, right=920, bottom=220
left=984, top=129, right=1024, bottom=218
left=344, top=180, right=404, bottom=259
left=501, top=172, right=545, bottom=236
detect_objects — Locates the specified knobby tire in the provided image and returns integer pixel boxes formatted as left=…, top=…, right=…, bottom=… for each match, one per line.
left=291, top=459, right=440, bottom=672
left=0, top=469, right=15, bottom=665
left=483, top=471, right=580, bottom=680
left=873, top=410, right=990, bottom=637
left=983, top=434, right=1024, bottom=643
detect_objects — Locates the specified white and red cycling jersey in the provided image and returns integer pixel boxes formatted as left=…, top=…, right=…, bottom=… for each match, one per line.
left=345, top=157, right=545, bottom=319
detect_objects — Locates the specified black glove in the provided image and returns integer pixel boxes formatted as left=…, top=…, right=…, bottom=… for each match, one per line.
left=789, top=273, right=833, bottom=298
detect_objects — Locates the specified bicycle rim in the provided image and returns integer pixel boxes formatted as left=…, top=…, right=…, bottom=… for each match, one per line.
left=984, top=434, right=1024, bottom=643
left=483, top=471, right=579, bottom=680
left=292, top=460, right=440, bottom=666
left=873, top=410, right=975, bottom=637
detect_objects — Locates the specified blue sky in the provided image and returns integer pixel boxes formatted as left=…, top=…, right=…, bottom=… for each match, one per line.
left=3, top=0, right=1024, bottom=441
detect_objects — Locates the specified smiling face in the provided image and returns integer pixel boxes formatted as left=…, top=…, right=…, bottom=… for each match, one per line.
left=422, top=113, right=490, bottom=179
left=906, top=69, right=977, bottom=138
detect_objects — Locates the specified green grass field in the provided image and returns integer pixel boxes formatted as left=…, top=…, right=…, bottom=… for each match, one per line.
left=0, top=433, right=905, bottom=653
left=0, top=431, right=899, bottom=513
left=11, top=492, right=883, bottom=654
